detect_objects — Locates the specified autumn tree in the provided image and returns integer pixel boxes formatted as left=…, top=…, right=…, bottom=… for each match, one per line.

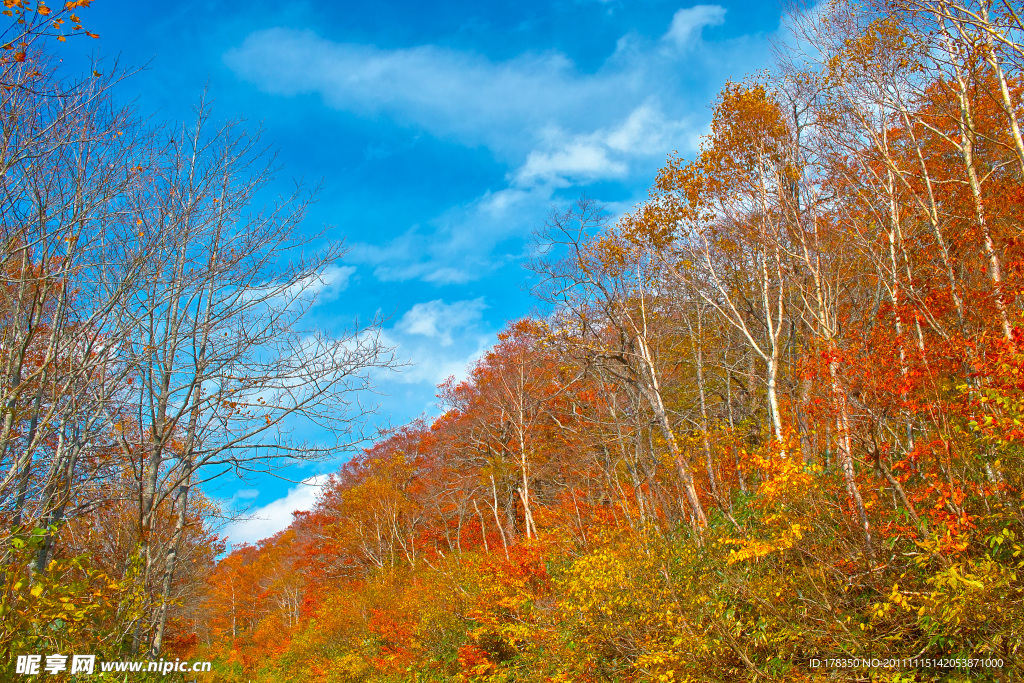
left=534, top=198, right=709, bottom=529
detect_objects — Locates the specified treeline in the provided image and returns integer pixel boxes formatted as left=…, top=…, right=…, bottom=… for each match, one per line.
left=0, top=3, right=391, bottom=674
left=194, top=0, right=1024, bottom=681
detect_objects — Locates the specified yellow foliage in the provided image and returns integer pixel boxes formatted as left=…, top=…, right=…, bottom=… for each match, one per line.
left=725, top=521, right=806, bottom=564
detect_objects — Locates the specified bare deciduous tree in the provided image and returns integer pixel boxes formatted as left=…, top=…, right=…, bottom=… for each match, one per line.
left=107, top=104, right=393, bottom=657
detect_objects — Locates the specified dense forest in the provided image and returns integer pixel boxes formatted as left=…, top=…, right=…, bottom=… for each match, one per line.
left=3, top=0, right=1024, bottom=680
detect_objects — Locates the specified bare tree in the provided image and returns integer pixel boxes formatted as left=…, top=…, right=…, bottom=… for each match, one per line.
left=0, top=55, right=154, bottom=568
left=113, top=103, right=393, bottom=657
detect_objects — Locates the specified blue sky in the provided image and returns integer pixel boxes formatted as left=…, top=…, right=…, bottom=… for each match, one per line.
left=60, top=0, right=785, bottom=544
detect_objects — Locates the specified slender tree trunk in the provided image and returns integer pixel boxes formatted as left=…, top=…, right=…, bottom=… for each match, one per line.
left=489, top=475, right=509, bottom=560
left=946, top=28, right=1015, bottom=343
left=690, top=310, right=719, bottom=500
left=151, top=480, right=190, bottom=658
left=829, top=355, right=874, bottom=562
left=473, top=499, right=489, bottom=553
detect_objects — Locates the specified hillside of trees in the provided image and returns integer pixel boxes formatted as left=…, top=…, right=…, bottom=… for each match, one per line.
left=4, top=0, right=1024, bottom=681
left=188, top=0, right=1024, bottom=680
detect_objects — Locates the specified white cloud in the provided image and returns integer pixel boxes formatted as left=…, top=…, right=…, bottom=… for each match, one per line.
left=346, top=228, right=487, bottom=285
left=516, top=141, right=627, bottom=188
left=376, top=298, right=494, bottom=387
left=513, top=103, right=699, bottom=188
left=662, top=5, right=728, bottom=49
left=224, top=474, right=330, bottom=545
left=604, top=103, right=699, bottom=155
left=285, top=263, right=356, bottom=304
left=225, top=32, right=628, bottom=157
left=345, top=183, right=554, bottom=284
left=312, top=264, right=357, bottom=301
left=224, top=9, right=731, bottom=163
left=395, top=298, right=487, bottom=346
left=396, top=336, right=491, bottom=386
left=226, top=6, right=765, bottom=285
left=242, top=264, right=356, bottom=308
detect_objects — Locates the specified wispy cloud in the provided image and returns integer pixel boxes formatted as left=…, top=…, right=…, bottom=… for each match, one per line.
left=226, top=31, right=635, bottom=157
left=385, top=297, right=493, bottom=387
left=226, top=5, right=765, bottom=284
left=344, top=185, right=554, bottom=284
left=513, top=103, right=699, bottom=188
left=309, top=264, right=357, bottom=302
left=395, top=298, right=487, bottom=346
left=224, top=11, right=729, bottom=158
left=662, top=5, right=727, bottom=49
left=224, top=475, right=330, bottom=545
left=242, top=263, right=356, bottom=309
